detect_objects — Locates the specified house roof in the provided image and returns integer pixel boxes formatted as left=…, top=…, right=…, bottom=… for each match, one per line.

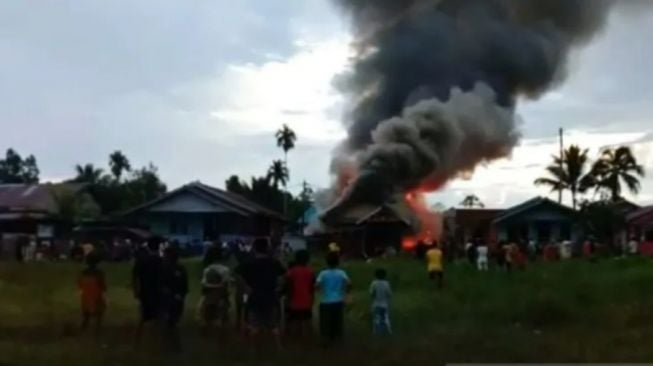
left=446, top=208, right=504, bottom=226
left=322, top=201, right=413, bottom=227
left=122, top=181, right=285, bottom=221
left=0, top=183, right=86, bottom=214
left=627, top=205, right=653, bottom=226
left=494, top=196, right=576, bottom=224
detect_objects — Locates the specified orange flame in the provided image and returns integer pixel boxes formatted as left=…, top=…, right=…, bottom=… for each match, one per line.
left=402, top=190, right=442, bottom=250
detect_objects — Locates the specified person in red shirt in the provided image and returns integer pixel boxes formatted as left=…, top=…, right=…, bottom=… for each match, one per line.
left=78, top=252, right=106, bottom=335
left=286, top=250, right=315, bottom=336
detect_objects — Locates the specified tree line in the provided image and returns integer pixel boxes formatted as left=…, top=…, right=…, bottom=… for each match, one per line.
left=225, top=124, right=313, bottom=223
left=0, top=148, right=167, bottom=220
left=0, top=124, right=313, bottom=224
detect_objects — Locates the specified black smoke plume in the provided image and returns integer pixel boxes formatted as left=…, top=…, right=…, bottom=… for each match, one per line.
left=323, top=0, right=617, bottom=218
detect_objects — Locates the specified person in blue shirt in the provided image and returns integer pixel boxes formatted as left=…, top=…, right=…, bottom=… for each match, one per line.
left=316, top=252, right=351, bottom=344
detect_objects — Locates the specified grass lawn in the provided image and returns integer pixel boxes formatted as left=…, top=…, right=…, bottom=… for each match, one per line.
left=1, top=255, right=653, bottom=365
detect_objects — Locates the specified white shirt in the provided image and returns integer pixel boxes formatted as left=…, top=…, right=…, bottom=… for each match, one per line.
left=477, top=246, right=488, bottom=260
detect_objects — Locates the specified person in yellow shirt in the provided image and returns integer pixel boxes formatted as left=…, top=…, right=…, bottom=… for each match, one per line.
left=426, top=244, right=444, bottom=289
left=328, top=242, right=341, bottom=255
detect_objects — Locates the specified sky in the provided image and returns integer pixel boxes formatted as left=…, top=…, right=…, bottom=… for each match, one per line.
left=0, top=0, right=652, bottom=209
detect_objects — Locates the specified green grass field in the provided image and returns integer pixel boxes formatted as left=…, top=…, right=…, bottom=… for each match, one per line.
left=2, top=256, right=653, bottom=365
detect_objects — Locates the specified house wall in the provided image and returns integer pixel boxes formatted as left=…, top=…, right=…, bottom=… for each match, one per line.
left=147, top=192, right=228, bottom=213
left=135, top=212, right=277, bottom=245
left=497, top=207, right=580, bottom=243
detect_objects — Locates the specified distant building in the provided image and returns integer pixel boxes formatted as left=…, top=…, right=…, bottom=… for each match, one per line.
left=122, top=182, right=285, bottom=245
left=0, top=183, right=91, bottom=239
left=626, top=205, right=653, bottom=255
left=0, top=183, right=97, bottom=260
left=320, top=202, right=413, bottom=257
left=493, top=197, right=581, bottom=244
left=443, top=208, right=504, bottom=247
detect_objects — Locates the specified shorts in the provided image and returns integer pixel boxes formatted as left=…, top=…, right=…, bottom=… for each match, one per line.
left=139, top=297, right=161, bottom=322
left=247, top=303, right=279, bottom=331
left=319, top=302, right=344, bottom=341
left=288, top=309, right=312, bottom=321
left=201, top=300, right=229, bottom=322
left=162, top=298, right=185, bottom=327
left=428, top=270, right=443, bottom=280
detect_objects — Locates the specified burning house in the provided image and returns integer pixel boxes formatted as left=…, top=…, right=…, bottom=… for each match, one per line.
left=313, top=0, right=623, bottom=251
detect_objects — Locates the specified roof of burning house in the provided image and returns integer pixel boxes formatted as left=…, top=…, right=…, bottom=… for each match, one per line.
left=322, top=201, right=414, bottom=227
left=122, top=181, right=285, bottom=221
left=0, top=183, right=86, bottom=214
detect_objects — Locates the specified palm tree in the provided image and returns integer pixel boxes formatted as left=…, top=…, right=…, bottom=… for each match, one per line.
left=109, top=150, right=131, bottom=181
left=275, top=124, right=297, bottom=216
left=589, top=146, right=645, bottom=201
left=459, top=194, right=485, bottom=208
left=74, top=164, right=104, bottom=185
left=267, top=160, right=289, bottom=189
left=534, top=145, right=591, bottom=210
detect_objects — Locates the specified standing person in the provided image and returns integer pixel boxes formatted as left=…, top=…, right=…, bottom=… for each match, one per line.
left=199, top=246, right=232, bottom=333
left=465, top=240, right=475, bottom=266
left=286, top=250, right=315, bottom=337
left=426, top=244, right=444, bottom=289
left=476, top=242, right=489, bottom=271
left=316, top=252, right=351, bottom=345
left=369, top=268, right=392, bottom=335
left=504, top=242, right=515, bottom=272
left=235, top=238, right=286, bottom=348
left=628, top=236, right=639, bottom=256
left=328, top=242, right=341, bottom=256
left=132, top=240, right=163, bottom=342
left=78, top=252, right=106, bottom=335
left=160, top=246, right=188, bottom=350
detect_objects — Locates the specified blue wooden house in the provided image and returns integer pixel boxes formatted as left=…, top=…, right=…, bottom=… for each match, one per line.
left=494, top=197, right=581, bottom=244
left=122, top=182, right=285, bottom=245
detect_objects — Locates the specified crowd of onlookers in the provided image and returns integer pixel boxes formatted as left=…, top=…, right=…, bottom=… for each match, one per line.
left=74, top=238, right=401, bottom=350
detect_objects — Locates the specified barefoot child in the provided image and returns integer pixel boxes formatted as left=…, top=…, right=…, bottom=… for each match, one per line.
left=369, top=268, right=392, bottom=335
left=78, top=253, right=106, bottom=334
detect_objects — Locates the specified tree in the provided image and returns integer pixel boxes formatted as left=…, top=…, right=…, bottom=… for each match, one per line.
left=267, top=160, right=289, bottom=188
left=275, top=124, right=297, bottom=217
left=275, top=124, right=297, bottom=161
left=459, top=194, right=484, bottom=208
left=534, top=145, right=592, bottom=210
left=74, top=164, right=105, bottom=185
left=0, top=148, right=40, bottom=184
left=51, top=185, right=101, bottom=222
left=108, top=150, right=131, bottom=181
left=589, top=146, right=645, bottom=201
left=123, top=163, right=167, bottom=205
left=225, top=175, right=249, bottom=196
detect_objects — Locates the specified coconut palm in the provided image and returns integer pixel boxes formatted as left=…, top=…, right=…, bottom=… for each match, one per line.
left=275, top=124, right=297, bottom=161
left=459, top=194, right=485, bottom=208
left=74, top=164, right=104, bottom=185
left=534, top=145, right=591, bottom=210
left=275, top=124, right=297, bottom=216
left=109, top=150, right=131, bottom=181
left=267, top=160, right=289, bottom=189
left=589, top=146, right=645, bottom=201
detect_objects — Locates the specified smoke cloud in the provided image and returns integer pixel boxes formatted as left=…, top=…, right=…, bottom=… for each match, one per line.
left=324, top=0, right=619, bottom=216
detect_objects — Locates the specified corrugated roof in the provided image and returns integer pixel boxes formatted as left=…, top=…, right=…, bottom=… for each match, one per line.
left=627, top=205, right=653, bottom=226
left=494, top=196, right=576, bottom=224
left=0, top=183, right=86, bottom=214
left=122, top=181, right=285, bottom=221
left=322, top=201, right=413, bottom=226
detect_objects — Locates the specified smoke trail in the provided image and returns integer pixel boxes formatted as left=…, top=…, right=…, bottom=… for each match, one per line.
left=325, top=0, right=617, bottom=215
